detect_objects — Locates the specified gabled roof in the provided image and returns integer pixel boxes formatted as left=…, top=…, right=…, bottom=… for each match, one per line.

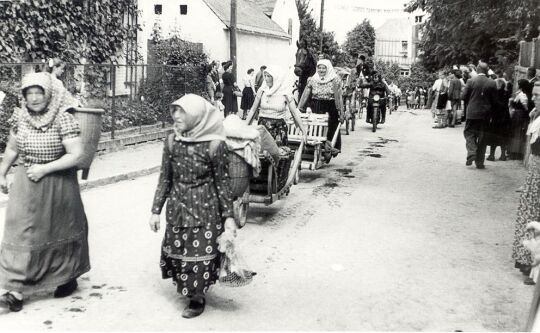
left=376, top=17, right=412, bottom=40
left=202, top=0, right=289, bottom=39
left=245, top=0, right=277, bottom=16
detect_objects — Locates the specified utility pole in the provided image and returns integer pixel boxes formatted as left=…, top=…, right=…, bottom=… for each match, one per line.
left=230, top=0, right=238, bottom=79
left=319, top=0, right=325, bottom=54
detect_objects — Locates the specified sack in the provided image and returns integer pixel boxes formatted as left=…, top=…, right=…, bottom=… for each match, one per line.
left=217, top=230, right=256, bottom=287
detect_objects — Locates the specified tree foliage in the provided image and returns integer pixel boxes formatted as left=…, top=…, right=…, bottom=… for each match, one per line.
left=405, top=0, right=540, bottom=71
left=295, top=0, right=348, bottom=66
left=343, top=20, right=376, bottom=59
left=0, top=0, right=139, bottom=63
left=399, top=62, right=438, bottom=91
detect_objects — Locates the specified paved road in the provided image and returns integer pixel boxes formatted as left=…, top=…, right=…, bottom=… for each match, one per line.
left=0, top=108, right=534, bottom=330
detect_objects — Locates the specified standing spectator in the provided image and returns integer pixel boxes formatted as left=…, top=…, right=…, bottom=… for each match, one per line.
left=221, top=61, right=239, bottom=117
left=431, top=71, right=445, bottom=120
left=206, top=64, right=216, bottom=103
left=461, top=62, right=497, bottom=169
left=508, top=79, right=530, bottom=160
left=254, top=65, right=267, bottom=92
left=486, top=78, right=511, bottom=161
left=210, top=61, right=221, bottom=94
left=527, top=67, right=538, bottom=111
left=240, top=69, right=256, bottom=120
left=433, top=72, right=449, bottom=129
left=512, top=81, right=540, bottom=285
left=0, top=72, right=90, bottom=312
left=448, top=70, right=463, bottom=127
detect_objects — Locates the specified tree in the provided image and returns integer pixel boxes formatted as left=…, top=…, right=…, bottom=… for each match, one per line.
left=343, top=20, right=376, bottom=59
left=295, top=0, right=347, bottom=66
left=373, top=59, right=402, bottom=84
left=0, top=0, right=139, bottom=63
left=405, top=0, right=540, bottom=71
left=399, top=62, right=438, bottom=91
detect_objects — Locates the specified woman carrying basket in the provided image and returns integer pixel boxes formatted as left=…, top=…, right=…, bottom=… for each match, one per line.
left=0, top=72, right=90, bottom=312
left=149, top=94, right=236, bottom=319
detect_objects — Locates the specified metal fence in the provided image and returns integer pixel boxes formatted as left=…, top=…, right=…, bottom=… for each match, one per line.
left=0, top=62, right=207, bottom=141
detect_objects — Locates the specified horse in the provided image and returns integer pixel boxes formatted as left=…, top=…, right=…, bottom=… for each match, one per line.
left=294, top=40, right=317, bottom=100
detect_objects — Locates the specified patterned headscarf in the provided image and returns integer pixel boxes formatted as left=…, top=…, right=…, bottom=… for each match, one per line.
left=20, top=72, right=77, bottom=131
left=261, top=66, right=293, bottom=98
left=170, top=94, right=226, bottom=142
left=313, top=59, right=337, bottom=84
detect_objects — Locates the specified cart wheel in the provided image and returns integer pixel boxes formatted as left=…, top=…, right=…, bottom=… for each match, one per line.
left=235, top=190, right=250, bottom=229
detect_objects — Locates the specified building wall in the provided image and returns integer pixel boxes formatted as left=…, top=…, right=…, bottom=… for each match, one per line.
left=269, top=0, right=300, bottom=51
left=137, top=0, right=296, bottom=91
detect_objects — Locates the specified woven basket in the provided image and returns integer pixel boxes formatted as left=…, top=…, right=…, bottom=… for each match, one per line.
left=228, top=152, right=251, bottom=198
left=68, top=107, right=104, bottom=176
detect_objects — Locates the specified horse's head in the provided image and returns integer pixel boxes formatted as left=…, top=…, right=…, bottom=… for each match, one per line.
left=294, top=40, right=316, bottom=77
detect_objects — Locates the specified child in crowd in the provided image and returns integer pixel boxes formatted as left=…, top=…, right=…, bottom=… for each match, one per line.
left=215, top=92, right=225, bottom=113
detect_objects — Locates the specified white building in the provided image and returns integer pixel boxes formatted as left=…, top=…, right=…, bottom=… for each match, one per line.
left=136, top=0, right=300, bottom=89
left=374, top=9, right=425, bottom=76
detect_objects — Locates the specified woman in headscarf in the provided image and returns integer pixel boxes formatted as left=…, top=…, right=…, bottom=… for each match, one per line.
left=149, top=94, right=235, bottom=318
left=297, top=59, right=343, bottom=158
left=512, top=81, right=540, bottom=285
left=221, top=61, right=239, bottom=117
left=247, top=66, right=306, bottom=146
left=0, top=72, right=89, bottom=312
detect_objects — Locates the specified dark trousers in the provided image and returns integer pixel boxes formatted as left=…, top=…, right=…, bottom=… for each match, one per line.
left=464, top=119, right=489, bottom=165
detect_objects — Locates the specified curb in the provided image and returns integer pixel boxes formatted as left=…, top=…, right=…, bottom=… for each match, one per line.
left=0, top=165, right=161, bottom=209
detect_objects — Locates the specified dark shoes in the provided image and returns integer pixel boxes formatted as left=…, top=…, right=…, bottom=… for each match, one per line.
left=466, top=156, right=475, bottom=166
left=475, top=164, right=485, bottom=169
left=54, top=279, right=78, bottom=298
left=499, top=155, right=507, bottom=161
left=182, top=298, right=206, bottom=319
left=0, top=292, right=23, bottom=312
left=486, top=155, right=495, bottom=161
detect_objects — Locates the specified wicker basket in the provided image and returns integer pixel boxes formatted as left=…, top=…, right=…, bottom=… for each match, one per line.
left=228, top=152, right=251, bottom=198
left=68, top=107, right=105, bottom=179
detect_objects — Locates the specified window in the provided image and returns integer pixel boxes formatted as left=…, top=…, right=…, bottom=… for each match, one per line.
left=402, top=41, right=408, bottom=52
left=154, top=4, right=162, bottom=15
left=180, top=5, right=187, bottom=15
left=288, top=18, right=293, bottom=35
left=415, top=15, right=423, bottom=23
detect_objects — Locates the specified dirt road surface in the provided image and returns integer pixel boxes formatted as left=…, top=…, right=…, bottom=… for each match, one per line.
left=0, top=108, right=534, bottom=331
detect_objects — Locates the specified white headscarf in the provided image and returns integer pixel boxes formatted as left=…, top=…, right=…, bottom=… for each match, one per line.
left=170, top=94, right=226, bottom=142
left=313, top=59, right=337, bottom=84
left=261, top=66, right=293, bottom=97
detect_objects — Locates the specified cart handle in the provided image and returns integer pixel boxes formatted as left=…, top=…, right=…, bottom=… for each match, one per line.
left=276, top=139, right=305, bottom=198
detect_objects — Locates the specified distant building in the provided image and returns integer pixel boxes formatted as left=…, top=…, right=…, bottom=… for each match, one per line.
left=374, top=10, right=425, bottom=76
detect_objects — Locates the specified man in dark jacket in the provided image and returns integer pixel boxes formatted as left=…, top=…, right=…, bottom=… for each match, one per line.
left=461, top=62, right=497, bottom=169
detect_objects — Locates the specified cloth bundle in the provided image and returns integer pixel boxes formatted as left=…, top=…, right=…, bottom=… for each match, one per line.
left=223, top=115, right=261, bottom=176
left=523, top=221, right=540, bottom=283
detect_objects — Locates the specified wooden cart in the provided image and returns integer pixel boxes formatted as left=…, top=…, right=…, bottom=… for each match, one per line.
left=286, top=113, right=340, bottom=170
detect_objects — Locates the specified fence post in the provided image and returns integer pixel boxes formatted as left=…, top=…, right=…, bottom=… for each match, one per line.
left=110, top=64, right=116, bottom=140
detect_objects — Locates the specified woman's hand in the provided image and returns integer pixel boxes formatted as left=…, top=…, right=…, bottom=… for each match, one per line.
left=224, top=217, right=237, bottom=237
left=149, top=214, right=160, bottom=232
left=338, top=110, right=345, bottom=123
left=0, top=175, right=8, bottom=194
left=27, top=165, right=47, bottom=182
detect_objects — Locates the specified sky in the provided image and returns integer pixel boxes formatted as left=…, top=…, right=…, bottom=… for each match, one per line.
left=307, top=0, right=412, bottom=43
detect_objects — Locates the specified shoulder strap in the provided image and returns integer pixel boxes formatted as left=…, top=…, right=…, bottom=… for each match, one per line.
left=209, top=139, right=222, bottom=157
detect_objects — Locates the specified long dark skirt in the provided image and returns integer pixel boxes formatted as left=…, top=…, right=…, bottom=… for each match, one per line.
left=508, top=109, right=530, bottom=155
left=0, top=167, right=90, bottom=293
left=309, top=99, right=341, bottom=151
left=258, top=117, right=288, bottom=146
left=240, top=87, right=255, bottom=112
left=160, top=221, right=222, bottom=297
left=222, top=85, right=238, bottom=117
